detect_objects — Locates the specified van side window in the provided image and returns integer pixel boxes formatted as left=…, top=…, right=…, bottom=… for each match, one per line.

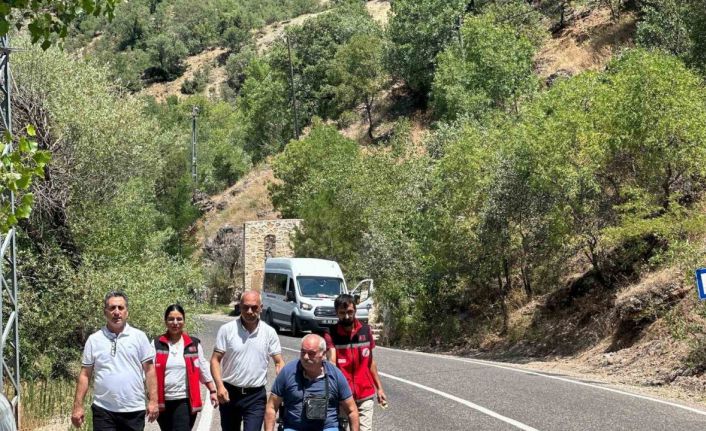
left=264, top=272, right=287, bottom=295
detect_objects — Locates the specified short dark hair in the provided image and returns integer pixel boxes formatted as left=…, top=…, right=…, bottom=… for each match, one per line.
left=164, top=304, right=186, bottom=321
left=334, top=294, right=356, bottom=311
left=104, top=291, right=129, bottom=309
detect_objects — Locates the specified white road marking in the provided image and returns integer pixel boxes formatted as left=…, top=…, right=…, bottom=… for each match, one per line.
left=195, top=391, right=214, bottom=431
left=376, top=346, right=706, bottom=417
left=281, top=346, right=539, bottom=431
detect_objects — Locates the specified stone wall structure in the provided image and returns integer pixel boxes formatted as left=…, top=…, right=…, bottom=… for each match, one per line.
left=243, top=219, right=302, bottom=292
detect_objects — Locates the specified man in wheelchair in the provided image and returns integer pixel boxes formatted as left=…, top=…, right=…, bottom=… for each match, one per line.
left=264, top=334, right=360, bottom=431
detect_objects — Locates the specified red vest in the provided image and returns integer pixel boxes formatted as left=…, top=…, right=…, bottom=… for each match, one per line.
left=154, top=333, right=203, bottom=414
left=328, top=319, right=376, bottom=401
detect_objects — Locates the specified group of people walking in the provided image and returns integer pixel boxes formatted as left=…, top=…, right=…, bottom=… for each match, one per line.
left=71, top=289, right=386, bottom=431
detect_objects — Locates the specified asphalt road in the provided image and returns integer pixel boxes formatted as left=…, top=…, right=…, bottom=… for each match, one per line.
left=171, top=315, right=706, bottom=431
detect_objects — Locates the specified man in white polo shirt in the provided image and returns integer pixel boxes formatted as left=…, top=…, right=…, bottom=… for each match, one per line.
left=211, top=290, right=284, bottom=431
left=71, top=291, right=159, bottom=431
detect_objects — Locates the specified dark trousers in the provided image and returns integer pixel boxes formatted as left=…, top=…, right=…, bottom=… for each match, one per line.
left=157, top=399, right=196, bottom=431
left=219, top=384, right=266, bottom=431
left=92, top=404, right=145, bottom=431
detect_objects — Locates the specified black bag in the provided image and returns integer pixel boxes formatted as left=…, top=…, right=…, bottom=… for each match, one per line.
left=303, top=365, right=330, bottom=421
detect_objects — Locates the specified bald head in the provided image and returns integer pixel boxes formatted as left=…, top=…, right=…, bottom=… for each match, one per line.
left=301, top=334, right=326, bottom=353
left=239, top=290, right=262, bottom=327
left=241, top=290, right=262, bottom=305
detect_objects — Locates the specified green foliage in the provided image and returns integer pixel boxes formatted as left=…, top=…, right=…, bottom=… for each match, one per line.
left=147, top=32, right=188, bottom=80
left=431, top=11, right=540, bottom=121
left=181, top=65, right=211, bottom=95
left=271, top=2, right=380, bottom=122
left=239, top=58, right=293, bottom=162
left=224, top=46, right=256, bottom=94
left=328, top=33, right=388, bottom=138
left=270, top=121, right=359, bottom=218
left=67, top=0, right=322, bottom=89
left=272, top=48, right=706, bottom=343
left=145, top=95, right=251, bottom=194
left=0, top=0, right=118, bottom=49
left=636, top=0, right=706, bottom=73
left=386, top=0, right=467, bottom=98
left=12, top=42, right=205, bottom=378
left=0, top=127, right=50, bottom=233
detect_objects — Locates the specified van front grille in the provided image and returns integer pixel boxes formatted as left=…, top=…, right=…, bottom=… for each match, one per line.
left=314, top=306, right=336, bottom=317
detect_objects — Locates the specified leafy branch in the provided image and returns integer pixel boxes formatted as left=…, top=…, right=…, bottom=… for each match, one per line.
left=0, top=124, right=50, bottom=233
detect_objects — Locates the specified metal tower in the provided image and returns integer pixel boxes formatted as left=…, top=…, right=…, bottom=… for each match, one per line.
left=0, top=34, right=21, bottom=428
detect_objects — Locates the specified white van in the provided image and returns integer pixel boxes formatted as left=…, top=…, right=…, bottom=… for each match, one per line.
left=261, top=257, right=372, bottom=335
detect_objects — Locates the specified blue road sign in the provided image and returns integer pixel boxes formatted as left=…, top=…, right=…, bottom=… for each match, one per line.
left=696, top=268, right=706, bottom=300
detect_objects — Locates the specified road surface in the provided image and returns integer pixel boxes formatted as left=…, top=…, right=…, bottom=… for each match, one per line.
left=152, top=314, right=706, bottom=431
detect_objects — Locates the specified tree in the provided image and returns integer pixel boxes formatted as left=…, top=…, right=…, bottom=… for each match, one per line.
left=431, top=12, right=539, bottom=121
left=146, top=32, right=188, bottom=80
left=386, top=0, right=467, bottom=100
left=636, top=0, right=706, bottom=73
left=270, top=122, right=359, bottom=218
left=268, top=1, right=379, bottom=124
left=329, top=34, right=388, bottom=140
left=239, top=58, right=293, bottom=162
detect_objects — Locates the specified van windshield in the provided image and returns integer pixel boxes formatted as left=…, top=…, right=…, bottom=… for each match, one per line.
left=297, top=277, right=344, bottom=298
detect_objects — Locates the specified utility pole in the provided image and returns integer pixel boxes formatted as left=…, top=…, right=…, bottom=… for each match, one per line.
left=286, top=34, right=300, bottom=140
left=191, top=105, right=199, bottom=183
left=0, top=34, right=21, bottom=430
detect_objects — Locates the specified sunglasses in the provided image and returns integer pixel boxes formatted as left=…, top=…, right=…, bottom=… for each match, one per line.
left=300, top=349, right=319, bottom=357
left=240, top=304, right=260, bottom=312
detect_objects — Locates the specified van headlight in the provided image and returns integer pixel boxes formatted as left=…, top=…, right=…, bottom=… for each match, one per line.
left=300, top=302, right=312, bottom=311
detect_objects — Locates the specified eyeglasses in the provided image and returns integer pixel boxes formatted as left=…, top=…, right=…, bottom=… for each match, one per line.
left=240, top=305, right=260, bottom=312
left=300, top=349, right=319, bottom=357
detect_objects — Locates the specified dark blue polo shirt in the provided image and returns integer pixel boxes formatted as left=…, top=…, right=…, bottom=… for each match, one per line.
left=271, top=360, right=352, bottom=431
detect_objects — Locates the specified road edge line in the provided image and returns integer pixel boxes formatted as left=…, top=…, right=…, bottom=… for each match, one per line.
left=195, top=389, right=214, bottom=431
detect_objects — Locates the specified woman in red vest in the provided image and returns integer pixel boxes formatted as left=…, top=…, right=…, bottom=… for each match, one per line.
left=154, top=304, right=218, bottom=431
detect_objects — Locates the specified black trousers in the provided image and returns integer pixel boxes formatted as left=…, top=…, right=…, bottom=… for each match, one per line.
left=157, top=399, right=197, bottom=431
left=218, top=384, right=266, bottom=431
left=92, top=404, right=145, bottom=431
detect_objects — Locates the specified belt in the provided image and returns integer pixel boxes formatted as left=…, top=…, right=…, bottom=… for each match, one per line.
left=224, top=382, right=265, bottom=395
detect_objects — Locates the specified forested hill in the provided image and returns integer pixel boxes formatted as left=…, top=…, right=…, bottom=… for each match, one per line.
left=8, top=0, right=706, bottom=404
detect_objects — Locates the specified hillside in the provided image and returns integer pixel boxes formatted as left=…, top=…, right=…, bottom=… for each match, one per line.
left=535, top=7, right=637, bottom=78
left=139, top=0, right=392, bottom=102
left=189, top=3, right=706, bottom=405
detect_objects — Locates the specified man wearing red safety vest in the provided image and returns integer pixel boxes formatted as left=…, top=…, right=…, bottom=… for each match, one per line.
left=323, top=294, right=386, bottom=431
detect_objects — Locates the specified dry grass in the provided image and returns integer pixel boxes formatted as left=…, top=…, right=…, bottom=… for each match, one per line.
left=141, top=47, right=228, bottom=103
left=535, top=7, right=637, bottom=79
left=254, top=10, right=329, bottom=54
left=366, top=0, right=391, bottom=26
left=465, top=265, right=706, bottom=406
left=193, top=163, right=280, bottom=250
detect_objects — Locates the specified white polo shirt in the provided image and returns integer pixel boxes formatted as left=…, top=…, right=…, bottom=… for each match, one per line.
left=214, top=318, right=281, bottom=388
left=81, top=323, right=154, bottom=413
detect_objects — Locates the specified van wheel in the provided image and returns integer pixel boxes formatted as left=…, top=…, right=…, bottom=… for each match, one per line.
left=291, top=316, right=302, bottom=337
left=265, top=309, right=279, bottom=332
